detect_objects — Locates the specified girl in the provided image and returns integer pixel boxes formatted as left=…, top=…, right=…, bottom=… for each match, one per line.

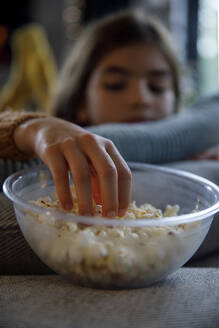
left=1, top=11, right=219, bottom=216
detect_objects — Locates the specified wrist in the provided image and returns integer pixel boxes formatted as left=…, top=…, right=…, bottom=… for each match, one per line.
left=14, top=116, right=48, bottom=156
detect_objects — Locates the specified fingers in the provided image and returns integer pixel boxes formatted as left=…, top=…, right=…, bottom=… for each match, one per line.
left=42, top=132, right=132, bottom=218
left=79, top=134, right=118, bottom=217
left=62, top=139, right=93, bottom=216
left=89, top=164, right=102, bottom=205
left=106, top=141, right=132, bottom=216
left=201, top=146, right=219, bottom=160
left=91, top=150, right=118, bottom=217
left=43, top=146, right=73, bottom=211
left=79, top=134, right=132, bottom=217
left=43, top=141, right=94, bottom=215
left=188, top=146, right=219, bottom=161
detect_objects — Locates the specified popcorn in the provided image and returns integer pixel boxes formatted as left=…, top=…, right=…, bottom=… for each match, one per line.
left=24, top=186, right=201, bottom=288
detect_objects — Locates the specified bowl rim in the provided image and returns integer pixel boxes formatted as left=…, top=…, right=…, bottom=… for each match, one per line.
left=3, top=163, right=219, bottom=227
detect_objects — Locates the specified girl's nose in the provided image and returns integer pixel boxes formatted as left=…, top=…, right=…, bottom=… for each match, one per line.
left=128, top=79, right=153, bottom=107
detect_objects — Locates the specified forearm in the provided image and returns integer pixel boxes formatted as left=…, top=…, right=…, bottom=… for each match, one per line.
left=88, top=107, right=219, bottom=163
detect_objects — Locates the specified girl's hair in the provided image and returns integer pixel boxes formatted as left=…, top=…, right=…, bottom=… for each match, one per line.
left=51, top=10, right=180, bottom=125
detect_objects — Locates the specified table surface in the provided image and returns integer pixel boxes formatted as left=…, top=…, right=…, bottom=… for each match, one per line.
left=1, top=268, right=219, bottom=328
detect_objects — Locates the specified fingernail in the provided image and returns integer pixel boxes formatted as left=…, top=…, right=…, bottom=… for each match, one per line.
left=64, top=203, right=73, bottom=211
left=106, top=211, right=116, bottom=218
left=118, top=209, right=126, bottom=217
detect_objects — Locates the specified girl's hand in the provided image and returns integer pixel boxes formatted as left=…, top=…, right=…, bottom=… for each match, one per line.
left=14, top=117, right=132, bottom=217
left=187, top=145, right=219, bottom=161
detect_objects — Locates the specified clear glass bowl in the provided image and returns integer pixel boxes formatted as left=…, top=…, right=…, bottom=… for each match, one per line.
left=3, top=163, right=219, bottom=289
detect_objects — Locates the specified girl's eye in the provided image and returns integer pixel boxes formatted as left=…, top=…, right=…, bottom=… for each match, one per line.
left=102, top=82, right=126, bottom=91
left=149, top=85, right=166, bottom=94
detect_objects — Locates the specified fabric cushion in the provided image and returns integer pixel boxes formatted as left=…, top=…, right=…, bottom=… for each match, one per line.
left=0, top=269, right=219, bottom=328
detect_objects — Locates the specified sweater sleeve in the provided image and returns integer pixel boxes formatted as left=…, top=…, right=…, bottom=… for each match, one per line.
left=0, top=110, right=47, bottom=160
left=87, top=106, right=219, bottom=163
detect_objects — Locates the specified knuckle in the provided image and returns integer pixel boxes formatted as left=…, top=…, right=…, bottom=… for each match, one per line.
left=79, top=133, right=98, bottom=146
left=42, top=144, right=58, bottom=160
left=61, top=137, right=75, bottom=151
left=100, top=164, right=117, bottom=179
left=105, top=139, right=115, bottom=149
left=120, top=166, right=132, bottom=181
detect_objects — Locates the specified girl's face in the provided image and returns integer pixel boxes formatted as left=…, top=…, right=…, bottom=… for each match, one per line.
left=82, top=43, right=175, bottom=125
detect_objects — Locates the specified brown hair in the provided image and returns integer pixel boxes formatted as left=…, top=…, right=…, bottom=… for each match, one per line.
left=51, top=10, right=180, bottom=125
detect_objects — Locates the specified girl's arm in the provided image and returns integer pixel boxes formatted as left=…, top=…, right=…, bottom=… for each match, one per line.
left=88, top=106, right=219, bottom=163
left=0, top=112, right=131, bottom=217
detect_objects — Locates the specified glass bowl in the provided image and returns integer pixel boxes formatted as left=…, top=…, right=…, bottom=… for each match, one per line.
left=3, top=163, right=219, bottom=289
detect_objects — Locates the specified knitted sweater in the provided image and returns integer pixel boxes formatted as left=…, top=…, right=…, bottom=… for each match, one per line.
left=0, top=97, right=219, bottom=187
left=0, top=111, right=46, bottom=187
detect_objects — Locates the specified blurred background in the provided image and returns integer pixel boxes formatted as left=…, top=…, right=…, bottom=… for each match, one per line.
left=0, top=0, right=218, bottom=109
